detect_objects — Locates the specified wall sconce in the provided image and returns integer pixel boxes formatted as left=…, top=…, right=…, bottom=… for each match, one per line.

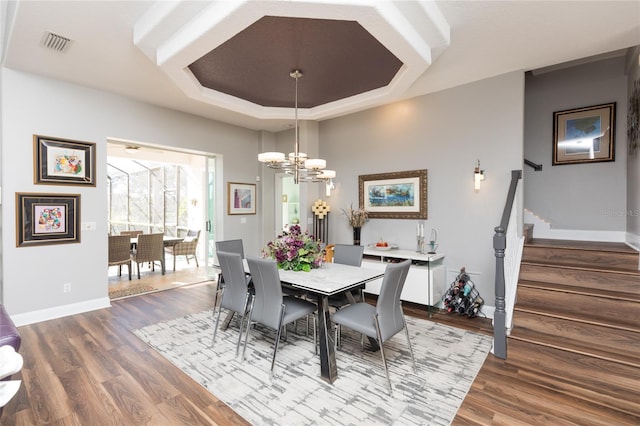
left=319, top=170, right=336, bottom=196
left=474, top=160, right=485, bottom=191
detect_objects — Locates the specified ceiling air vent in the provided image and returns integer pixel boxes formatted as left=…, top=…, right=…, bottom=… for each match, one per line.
left=41, top=32, right=72, bottom=53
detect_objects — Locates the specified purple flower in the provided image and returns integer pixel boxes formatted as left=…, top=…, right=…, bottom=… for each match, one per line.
left=262, top=226, right=323, bottom=271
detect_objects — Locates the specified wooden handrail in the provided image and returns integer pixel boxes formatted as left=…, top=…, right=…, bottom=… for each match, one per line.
left=493, top=170, right=522, bottom=359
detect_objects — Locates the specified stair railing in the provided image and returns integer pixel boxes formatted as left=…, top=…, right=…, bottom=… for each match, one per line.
left=524, top=158, right=542, bottom=171
left=493, top=170, right=523, bottom=359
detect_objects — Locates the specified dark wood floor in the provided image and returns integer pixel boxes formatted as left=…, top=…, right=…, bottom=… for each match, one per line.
left=2, top=282, right=639, bottom=425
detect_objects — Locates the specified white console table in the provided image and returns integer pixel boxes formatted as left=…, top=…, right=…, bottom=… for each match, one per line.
left=362, top=247, right=446, bottom=307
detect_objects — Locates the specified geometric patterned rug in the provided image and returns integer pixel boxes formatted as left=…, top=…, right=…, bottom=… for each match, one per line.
left=133, top=309, right=492, bottom=425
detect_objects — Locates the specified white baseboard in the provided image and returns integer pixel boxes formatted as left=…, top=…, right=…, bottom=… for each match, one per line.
left=525, top=209, right=625, bottom=242
left=482, top=304, right=495, bottom=320
left=11, top=297, right=111, bottom=327
left=626, top=231, right=640, bottom=252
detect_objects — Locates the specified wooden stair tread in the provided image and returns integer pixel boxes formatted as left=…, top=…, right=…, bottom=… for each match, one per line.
left=512, top=310, right=639, bottom=361
left=503, top=339, right=640, bottom=418
left=509, top=327, right=640, bottom=368
left=520, top=260, right=640, bottom=276
left=525, top=238, right=639, bottom=254
left=515, top=301, right=640, bottom=332
left=518, top=280, right=640, bottom=302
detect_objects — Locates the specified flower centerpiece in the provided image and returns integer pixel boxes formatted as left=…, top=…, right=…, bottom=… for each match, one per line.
left=342, top=204, right=369, bottom=245
left=262, top=224, right=324, bottom=272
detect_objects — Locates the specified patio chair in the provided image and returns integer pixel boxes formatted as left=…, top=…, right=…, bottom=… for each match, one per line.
left=108, top=234, right=132, bottom=280
left=166, top=230, right=201, bottom=271
left=132, top=233, right=165, bottom=279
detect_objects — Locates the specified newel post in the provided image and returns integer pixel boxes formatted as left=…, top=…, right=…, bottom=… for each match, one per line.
left=493, top=225, right=507, bottom=359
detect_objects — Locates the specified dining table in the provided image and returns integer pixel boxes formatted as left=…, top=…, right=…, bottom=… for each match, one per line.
left=243, top=260, right=384, bottom=384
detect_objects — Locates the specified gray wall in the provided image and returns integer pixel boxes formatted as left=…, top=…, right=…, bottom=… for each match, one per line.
left=319, top=72, right=525, bottom=308
left=524, top=57, right=628, bottom=232
left=1, top=69, right=261, bottom=320
left=627, top=48, right=640, bottom=245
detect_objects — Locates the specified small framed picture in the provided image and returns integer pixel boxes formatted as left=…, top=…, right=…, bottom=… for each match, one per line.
left=16, top=193, right=81, bottom=247
left=34, top=135, right=96, bottom=186
left=228, top=182, right=256, bottom=215
left=553, top=103, right=615, bottom=165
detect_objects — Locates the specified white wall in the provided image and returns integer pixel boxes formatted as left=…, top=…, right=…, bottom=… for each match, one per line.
left=626, top=47, right=640, bottom=250
left=319, top=72, right=525, bottom=311
left=1, top=69, right=261, bottom=322
left=524, top=57, right=628, bottom=233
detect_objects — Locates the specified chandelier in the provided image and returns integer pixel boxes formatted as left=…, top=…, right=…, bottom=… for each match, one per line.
left=258, top=70, right=336, bottom=187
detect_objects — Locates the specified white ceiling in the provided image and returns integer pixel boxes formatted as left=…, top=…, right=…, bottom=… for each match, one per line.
left=3, top=1, right=639, bottom=132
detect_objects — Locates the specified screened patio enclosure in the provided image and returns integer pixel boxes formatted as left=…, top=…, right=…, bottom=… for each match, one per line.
left=107, top=156, right=204, bottom=239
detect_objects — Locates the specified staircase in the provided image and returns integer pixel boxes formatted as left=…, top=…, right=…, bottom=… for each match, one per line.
left=509, top=238, right=640, bottom=417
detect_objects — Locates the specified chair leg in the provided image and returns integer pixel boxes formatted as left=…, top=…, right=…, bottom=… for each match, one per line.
left=242, top=295, right=256, bottom=360
left=211, top=287, right=225, bottom=346
left=270, top=306, right=287, bottom=375
left=402, top=315, right=417, bottom=373
left=137, top=262, right=141, bottom=279
left=374, top=314, right=392, bottom=394
left=236, top=292, right=251, bottom=356
left=194, top=255, right=199, bottom=267
left=173, top=254, right=177, bottom=271
left=127, top=262, right=132, bottom=280
left=313, top=314, right=317, bottom=355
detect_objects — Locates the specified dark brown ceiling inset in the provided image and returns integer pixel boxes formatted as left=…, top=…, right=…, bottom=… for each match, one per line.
left=188, top=16, right=403, bottom=108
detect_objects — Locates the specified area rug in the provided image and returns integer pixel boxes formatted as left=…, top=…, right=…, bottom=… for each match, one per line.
left=134, top=310, right=492, bottom=425
left=108, top=284, right=156, bottom=300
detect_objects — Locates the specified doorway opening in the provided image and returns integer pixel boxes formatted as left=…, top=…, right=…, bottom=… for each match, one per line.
left=275, top=174, right=301, bottom=233
left=106, top=141, right=218, bottom=299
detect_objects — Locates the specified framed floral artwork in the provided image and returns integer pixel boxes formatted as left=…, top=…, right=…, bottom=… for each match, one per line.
left=16, top=193, right=81, bottom=247
left=34, top=135, right=96, bottom=186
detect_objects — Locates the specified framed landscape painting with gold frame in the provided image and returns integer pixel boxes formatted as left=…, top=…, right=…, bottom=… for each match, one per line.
left=553, top=103, right=615, bottom=165
left=359, top=169, right=427, bottom=219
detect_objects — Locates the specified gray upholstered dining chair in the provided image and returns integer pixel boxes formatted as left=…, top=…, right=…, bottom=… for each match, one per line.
left=215, top=239, right=245, bottom=258
left=332, top=259, right=415, bottom=394
left=215, top=239, right=246, bottom=287
left=131, top=233, right=165, bottom=279
left=328, top=244, right=366, bottom=308
left=212, top=251, right=253, bottom=355
left=242, top=257, right=317, bottom=375
left=108, top=234, right=132, bottom=280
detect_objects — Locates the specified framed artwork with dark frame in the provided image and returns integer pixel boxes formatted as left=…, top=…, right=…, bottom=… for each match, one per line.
left=34, top=135, right=96, bottom=186
left=227, top=182, right=257, bottom=215
left=552, top=103, right=616, bottom=165
left=16, top=193, right=81, bottom=247
left=359, top=169, right=428, bottom=219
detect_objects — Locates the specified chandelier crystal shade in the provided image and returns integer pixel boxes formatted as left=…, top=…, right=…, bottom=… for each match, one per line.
left=258, top=70, right=335, bottom=184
